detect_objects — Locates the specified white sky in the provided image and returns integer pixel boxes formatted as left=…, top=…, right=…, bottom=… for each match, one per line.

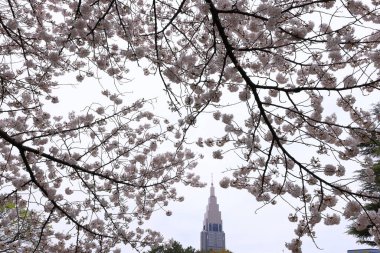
left=147, top=182, right=365, bottom=253
left=52, top=65, right=376, bottom=253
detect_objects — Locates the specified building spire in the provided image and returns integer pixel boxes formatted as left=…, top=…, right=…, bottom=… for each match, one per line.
left=200, top=177, right=225, bottom=251
left=210, top=174, right=215, bottom=196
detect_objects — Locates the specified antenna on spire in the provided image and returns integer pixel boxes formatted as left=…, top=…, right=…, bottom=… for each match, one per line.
left=210, top=173, right=215, bottom=196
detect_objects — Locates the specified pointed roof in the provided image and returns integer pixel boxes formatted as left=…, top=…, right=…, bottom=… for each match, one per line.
left=203, top=181, right=222, bottom=225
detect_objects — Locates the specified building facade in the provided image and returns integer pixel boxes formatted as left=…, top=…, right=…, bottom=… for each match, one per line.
left=200, top=182, right=225, bottom=251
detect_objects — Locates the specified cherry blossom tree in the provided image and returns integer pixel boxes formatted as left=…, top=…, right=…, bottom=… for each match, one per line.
left=1, top=0, right=380, bottom=252
left=0, top=1, right=203, bottom=251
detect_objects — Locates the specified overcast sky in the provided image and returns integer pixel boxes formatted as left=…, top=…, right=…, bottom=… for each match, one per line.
left=146, top=173, right=365, bottom=253
left=54, top=65, right=377, bottom=253
left=144, top=141, right=369, bottom=253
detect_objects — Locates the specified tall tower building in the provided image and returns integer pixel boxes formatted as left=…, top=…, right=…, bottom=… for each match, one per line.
left=200, top=182, right=225, bottom=252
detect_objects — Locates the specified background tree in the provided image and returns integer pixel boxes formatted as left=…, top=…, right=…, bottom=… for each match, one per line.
left=145, top=240, right=197, bottom=253
left=0, top=199, right=54, bottom=251
left=347, top=104, right=380, bottom=246
left=0, top=0, right=380, bottom=252
left=144, top=240, right=233, bottom=253
left=206, top=250, right=233, bottom=253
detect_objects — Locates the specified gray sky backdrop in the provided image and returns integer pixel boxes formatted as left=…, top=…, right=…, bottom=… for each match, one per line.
left=54, top=64, right=375, bottom=253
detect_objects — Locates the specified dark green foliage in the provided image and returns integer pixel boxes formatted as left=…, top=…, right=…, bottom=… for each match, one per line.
left=347, top=202, right=380, bottom=246
left=144, top=241, right=233, bottom=253
left=347, top=110, right=380, bottom=246
left=145, top=241, right=197, bottom=253
left=358, top=140, right=380, bottom=192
